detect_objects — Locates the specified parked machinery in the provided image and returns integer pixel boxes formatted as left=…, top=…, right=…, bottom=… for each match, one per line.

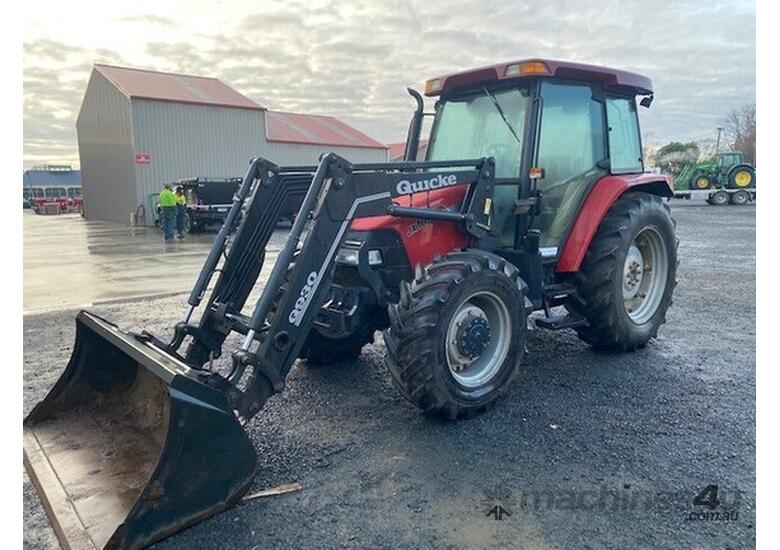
left=24, top=59, right=678, bottom=549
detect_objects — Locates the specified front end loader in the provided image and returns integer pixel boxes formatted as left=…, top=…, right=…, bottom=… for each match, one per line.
left=24, top=59, right=678, bottom=548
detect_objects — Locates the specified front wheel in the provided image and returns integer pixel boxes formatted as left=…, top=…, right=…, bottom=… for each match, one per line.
left=692, top=173, right=713, bottom=190
left=566, top=192, right=678, bottom=351
left=384, top=250, right=528, bottom=419
left=300, top=317, right=377, bottom=365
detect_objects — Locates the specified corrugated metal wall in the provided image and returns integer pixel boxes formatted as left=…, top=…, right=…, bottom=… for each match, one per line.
left=79, top=71, right=388, bottom=226
left=131, top=100, right=266, bottom=217
left=76, top=71, right=137, bottom=224
left=132, top=102, right=387, bottom=224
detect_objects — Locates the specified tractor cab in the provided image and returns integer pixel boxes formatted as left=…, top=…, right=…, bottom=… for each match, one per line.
left=718, top=151, right=744, bottom=169
left=421, top=59, right=650, bottom=254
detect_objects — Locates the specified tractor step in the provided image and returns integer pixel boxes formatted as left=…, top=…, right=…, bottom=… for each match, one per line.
left=543, top=283, right=577, bottom=299
left=535, top=314, right=587, bottom=331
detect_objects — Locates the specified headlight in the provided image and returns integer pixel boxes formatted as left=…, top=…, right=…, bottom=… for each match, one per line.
left=367, top=249, right=383, bottom=266
left=335, top=247, right=383, bottom=266
left=335, top=247, right=359, bottom=265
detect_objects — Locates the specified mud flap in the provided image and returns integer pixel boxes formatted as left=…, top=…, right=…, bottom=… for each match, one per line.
left=23, top=311, right=256, bottom=549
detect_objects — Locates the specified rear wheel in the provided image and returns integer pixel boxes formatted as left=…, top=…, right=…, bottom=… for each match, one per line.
left=708, top=190, right=730, bottom=206
left=384, top=250, right=527, bottom=419
left=566, top=192, right=677, bottom=351
left=730, top=190, right=750, bottom=205
left=729, top=166, right=755, bottom=188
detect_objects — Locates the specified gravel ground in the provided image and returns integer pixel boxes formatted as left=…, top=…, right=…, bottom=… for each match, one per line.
left=23, top=200, right=755, bottom=549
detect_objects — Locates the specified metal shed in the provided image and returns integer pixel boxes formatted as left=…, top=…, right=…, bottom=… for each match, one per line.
left=76, top=64, right=389, bottom=225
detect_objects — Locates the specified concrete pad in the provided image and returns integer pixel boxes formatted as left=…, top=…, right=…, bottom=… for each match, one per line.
left=23, top=211, right=286, bottom=313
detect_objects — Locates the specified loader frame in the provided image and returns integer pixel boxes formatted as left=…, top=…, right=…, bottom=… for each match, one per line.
left=151, top=153, right=498, bottom=420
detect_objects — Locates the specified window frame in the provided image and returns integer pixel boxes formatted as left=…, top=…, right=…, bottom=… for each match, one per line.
left=605, top=93, right=644, bottom=175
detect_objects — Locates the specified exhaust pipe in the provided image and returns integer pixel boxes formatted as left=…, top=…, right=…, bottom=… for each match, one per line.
left=24, top=311, right=256, bottom=549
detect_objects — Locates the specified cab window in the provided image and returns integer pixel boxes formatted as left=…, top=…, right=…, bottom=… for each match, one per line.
left=606, top=97, right=642, bottom=173
left=427, top=85, right=530, bottom=246
left=533, top=81, right=606, bottom=249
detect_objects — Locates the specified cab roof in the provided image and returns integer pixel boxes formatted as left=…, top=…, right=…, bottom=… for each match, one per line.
left=424, top=58, right=653, bottom=97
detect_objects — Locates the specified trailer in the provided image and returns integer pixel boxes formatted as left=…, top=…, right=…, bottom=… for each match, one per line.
left=673, top=187, right=755, bottom=206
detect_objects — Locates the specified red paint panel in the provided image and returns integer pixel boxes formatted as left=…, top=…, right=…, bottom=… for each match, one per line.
left=350, top=185, right=471, bottom=268
left=425, top=58, right=653, bottom=97
left=265, top=111, right=387, bottom=149
left=556, top=174, right=673, bottom=273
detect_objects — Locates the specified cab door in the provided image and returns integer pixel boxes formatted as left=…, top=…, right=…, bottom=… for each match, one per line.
left=532, top=80, right=607, bottom=252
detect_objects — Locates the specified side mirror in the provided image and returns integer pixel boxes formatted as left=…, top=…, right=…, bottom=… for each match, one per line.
left=640, top=94, right=654, bottom=108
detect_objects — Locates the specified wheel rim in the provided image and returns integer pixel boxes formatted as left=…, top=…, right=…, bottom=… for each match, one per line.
left=713, top=192, right=728, bottom=204
left=734, top=191, right=747, bottom=204
left=445, top=291, right=511, bottom=388
left=623, top=227, right=668, bottom=325
left=696, top=176, right=709, bottom=189
left=734, top=170, right=752, bottom=187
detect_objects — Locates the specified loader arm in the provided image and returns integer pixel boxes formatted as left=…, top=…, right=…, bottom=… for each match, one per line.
left=186, top=153, right=496, bottom=420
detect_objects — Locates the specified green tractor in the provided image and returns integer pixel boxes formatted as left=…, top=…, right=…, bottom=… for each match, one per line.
left=674, top=151, right=756, bottom=191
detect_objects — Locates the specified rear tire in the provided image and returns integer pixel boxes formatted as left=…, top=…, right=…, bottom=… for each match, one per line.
left=728, top=165, right=755, bottom=188
left=384, top=250, right=527, bottom=419
left=566, top=192, right=677, bottom=351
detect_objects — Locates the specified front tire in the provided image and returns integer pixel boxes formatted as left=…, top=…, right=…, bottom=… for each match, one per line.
left=384, top=250, right=527, bottom=419
left=566, top=192, right=677, bottom=351
left=300, top=318, right=377, bottom=365
left=692, top=173, right=713, bottom=190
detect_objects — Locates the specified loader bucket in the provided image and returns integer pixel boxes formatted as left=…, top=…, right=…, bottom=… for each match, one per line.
left=23, top=311, right=257, bottom=549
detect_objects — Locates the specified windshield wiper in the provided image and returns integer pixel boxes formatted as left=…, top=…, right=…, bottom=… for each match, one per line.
left=482, top=86, right=521, bottom=144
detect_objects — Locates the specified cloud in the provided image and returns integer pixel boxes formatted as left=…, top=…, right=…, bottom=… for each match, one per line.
left=117, top=14, right=180, bottom=27
left=23, top=0, right=755, bottom=168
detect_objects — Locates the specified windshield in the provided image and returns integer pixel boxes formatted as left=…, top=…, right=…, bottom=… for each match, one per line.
left=427, top=86, right=529, bottom=178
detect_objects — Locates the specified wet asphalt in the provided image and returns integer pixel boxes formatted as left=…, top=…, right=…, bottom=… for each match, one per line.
left=23, top=199, right=755, bottom=549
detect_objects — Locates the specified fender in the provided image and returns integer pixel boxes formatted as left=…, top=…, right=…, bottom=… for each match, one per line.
left=556, top=173, right=673, bottom=273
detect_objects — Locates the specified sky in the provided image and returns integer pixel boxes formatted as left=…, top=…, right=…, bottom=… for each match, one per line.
left=23, top=0, right=755, bottom=169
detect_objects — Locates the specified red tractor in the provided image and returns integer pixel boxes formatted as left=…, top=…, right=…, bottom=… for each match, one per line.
left=24, top=59, right=677, bottom=548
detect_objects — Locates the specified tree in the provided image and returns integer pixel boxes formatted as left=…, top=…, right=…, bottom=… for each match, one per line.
left=654, top=141, right=700, bottom=176
left=722, top=104, right=756, bottom=165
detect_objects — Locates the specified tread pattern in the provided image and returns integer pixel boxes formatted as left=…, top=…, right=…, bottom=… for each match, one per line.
left=566, top=192, right=678, bottom=351
left=384, top=249, right=527, bottom=419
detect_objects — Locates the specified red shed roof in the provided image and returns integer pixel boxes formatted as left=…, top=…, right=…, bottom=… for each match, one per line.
left=94, top=64, right=265, bottom=111
left=266, top=111, right=387, bottom=149
left=425, top=58, right=653, bottom=97
left=388, top=140, right=428, bottom=160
